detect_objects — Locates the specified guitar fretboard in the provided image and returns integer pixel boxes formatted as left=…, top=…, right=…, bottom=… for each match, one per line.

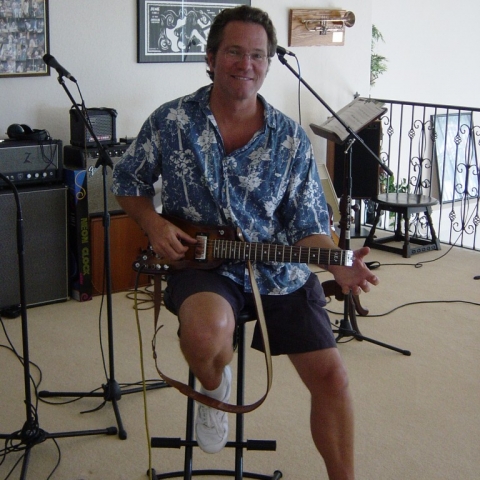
left=211, top=239, right=352, bottom=266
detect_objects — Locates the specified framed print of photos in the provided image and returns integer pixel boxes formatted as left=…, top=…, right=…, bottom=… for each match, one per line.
left=0, top=0, right=50, bottom=78
left=137, top=0, right=251, bottom=63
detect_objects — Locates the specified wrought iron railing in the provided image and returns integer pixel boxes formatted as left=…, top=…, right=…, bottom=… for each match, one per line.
left=363, top=99, right=480, bottom=251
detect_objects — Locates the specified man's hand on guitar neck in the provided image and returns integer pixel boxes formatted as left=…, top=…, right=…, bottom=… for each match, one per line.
left=296, top=234, right=379, bottom=296
left=115, top=196, right=197, bottom=262
left=328, top=247, right=379, bottom=296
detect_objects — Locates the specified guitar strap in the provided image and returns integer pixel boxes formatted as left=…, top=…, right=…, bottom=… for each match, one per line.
left=151, top=260, right=273, bottom=414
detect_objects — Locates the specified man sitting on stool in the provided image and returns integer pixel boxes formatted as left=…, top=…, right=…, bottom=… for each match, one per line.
left=112, top=5, right=378, bottom=479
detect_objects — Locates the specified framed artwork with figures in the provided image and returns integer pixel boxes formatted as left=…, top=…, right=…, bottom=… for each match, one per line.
left=0, top=0, right=49, bottom=78
left=137, top=0, right=250, bottom=63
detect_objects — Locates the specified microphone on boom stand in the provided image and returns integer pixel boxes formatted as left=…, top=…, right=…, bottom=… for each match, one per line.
left=276, top=45, right=296, bottom=57
left=274, top=51, right=411, bottom=357
left=37, top=53, right=168, bottom=440
left=43, top=53, right=77, bottom=82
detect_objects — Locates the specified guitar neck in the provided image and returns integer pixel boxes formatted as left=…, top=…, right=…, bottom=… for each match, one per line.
left=133, top=215, right=354, bottom=274
left=212, top=240, right=353, bottom=267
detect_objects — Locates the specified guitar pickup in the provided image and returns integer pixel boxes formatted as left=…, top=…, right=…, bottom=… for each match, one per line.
left=194, top=234, right=208, bottom=261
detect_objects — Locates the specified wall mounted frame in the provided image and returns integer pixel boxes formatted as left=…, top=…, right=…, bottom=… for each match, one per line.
left=289, top=9, right=354, bottom=47
left=0, top=0, right=49, bottom=78
left=137, top=0, right=250, bottom=63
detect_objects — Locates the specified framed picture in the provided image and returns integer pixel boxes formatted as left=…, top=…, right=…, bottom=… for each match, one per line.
left=137, top=0, right=250, bottom=63
left=433, top=112, right=479, bottom=202
left=0, top=0, right=50, bottom=78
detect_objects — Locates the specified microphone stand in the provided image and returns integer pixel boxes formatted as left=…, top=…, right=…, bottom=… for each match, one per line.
left=0, top=174, right=117, bottom=480
left=277, top=53, right=410, bottom=356
left=38, top=73, right=168, bottom=439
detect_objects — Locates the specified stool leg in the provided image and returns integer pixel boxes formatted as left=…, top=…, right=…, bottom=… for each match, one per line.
left=364, top=204, right=382, bottom=246
left=425, top=206, right=441, bottom=250
left=183, top=371, right=196, bottom=480
left=235, top=323, right=246, bottom=480
left=402, top=211, right=412, bottom=258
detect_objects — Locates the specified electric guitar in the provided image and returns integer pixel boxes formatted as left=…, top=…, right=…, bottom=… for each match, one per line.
left=133, top=214, right=353, bottom=274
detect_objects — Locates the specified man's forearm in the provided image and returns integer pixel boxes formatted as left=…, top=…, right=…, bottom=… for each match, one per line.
left=115, top=195, right=165, bottom=235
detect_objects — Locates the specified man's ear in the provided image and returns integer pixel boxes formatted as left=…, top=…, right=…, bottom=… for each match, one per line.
left=206, top=51, right=215, bottom=71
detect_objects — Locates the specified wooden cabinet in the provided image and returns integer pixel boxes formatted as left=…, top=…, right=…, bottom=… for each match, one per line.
left=90, top=214, right=150, bottom=295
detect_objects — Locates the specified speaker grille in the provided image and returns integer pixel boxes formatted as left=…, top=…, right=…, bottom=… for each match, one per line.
left=0, top=186, right=68, bottom=308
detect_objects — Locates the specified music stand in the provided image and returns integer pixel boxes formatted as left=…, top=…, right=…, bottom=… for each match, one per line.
left=277, top=53, right=411, bottom=356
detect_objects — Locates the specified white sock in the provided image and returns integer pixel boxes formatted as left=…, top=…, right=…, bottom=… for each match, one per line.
left=200, top=369, right=228, bottom=401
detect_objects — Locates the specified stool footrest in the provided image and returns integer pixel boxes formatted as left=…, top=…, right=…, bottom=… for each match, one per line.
left=150, top=468, right=283, bottom=479
left=245, top=439, right=277, bottom=451
left=151, top=436, right=276, bottom=451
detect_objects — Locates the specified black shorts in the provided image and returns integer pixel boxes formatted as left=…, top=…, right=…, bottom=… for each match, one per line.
left=163, top=269, right=337, bottom=355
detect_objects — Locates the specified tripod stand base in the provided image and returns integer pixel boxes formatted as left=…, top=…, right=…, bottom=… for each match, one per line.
left=0, top=425, right=117, bottom=480
left=38, top=379, right=170, bottom=440
left=334, top=319, right=411, bottom=356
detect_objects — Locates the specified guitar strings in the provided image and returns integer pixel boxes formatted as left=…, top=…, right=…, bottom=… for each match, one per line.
left=198, top=239, right=346, bottom=264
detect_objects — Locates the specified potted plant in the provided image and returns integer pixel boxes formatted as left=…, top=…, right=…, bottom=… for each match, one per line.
left=371, top=25, right=388, bottom=86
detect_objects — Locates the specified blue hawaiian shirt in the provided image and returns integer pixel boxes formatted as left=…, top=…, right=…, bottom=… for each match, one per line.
left=112, top=85, right=330, bottom=295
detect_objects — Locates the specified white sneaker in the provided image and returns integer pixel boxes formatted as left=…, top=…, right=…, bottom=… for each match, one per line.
left=195, top=365, right=232, bottom=454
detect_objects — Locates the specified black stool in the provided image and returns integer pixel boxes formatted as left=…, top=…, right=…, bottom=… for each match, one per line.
left=364, top=192, right=441, bottom=258
left=149, top=309, right=282, bottom=480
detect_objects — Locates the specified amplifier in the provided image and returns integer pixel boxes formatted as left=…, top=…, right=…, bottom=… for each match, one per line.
left=63, top=144, right=129, bottom=215
left=0, top=139, right=63, bottom=187
left=70, top=106, right=117, bottom=148
left=0, top=185, right=68, bottom=308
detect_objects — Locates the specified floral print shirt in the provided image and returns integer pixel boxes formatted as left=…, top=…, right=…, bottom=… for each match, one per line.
left=112, top=85, right=330, bottom=295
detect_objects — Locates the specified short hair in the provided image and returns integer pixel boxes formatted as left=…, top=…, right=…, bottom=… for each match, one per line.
left=205, top=5, right=277, bottom=80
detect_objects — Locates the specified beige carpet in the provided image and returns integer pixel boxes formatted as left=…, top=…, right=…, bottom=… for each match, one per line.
left=1, top=239, right=479, bottom=479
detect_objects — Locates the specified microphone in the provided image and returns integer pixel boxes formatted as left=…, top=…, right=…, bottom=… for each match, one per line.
left=276, top=45, right=296, bottom=57
left=43, top=54, right=77, bottom=82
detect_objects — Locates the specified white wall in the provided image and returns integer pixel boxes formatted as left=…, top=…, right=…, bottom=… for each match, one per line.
left=0, top=0, right=372, bottom=165
left=371, top=0, right=480, bottom=107
left=3, top=1, right=479, bottom=165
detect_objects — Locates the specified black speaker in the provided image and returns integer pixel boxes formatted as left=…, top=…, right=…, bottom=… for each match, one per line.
left=332, top=122, right=381, bottom=198
left=0, top=185, right=68, bottom=309
left=70, top=106, right=117, bottom=147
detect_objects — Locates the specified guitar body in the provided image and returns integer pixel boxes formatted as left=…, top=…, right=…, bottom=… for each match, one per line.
left=148, top=214, right=237, bottom=272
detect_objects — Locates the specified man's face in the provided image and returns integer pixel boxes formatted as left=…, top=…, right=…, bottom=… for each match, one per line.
left=207, top=21, right=269, bottom=103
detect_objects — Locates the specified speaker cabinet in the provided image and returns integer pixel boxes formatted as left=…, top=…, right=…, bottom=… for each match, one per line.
left=327, top=121, right=382, bottom=199
left=0, top=186, right=68, bottom=309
